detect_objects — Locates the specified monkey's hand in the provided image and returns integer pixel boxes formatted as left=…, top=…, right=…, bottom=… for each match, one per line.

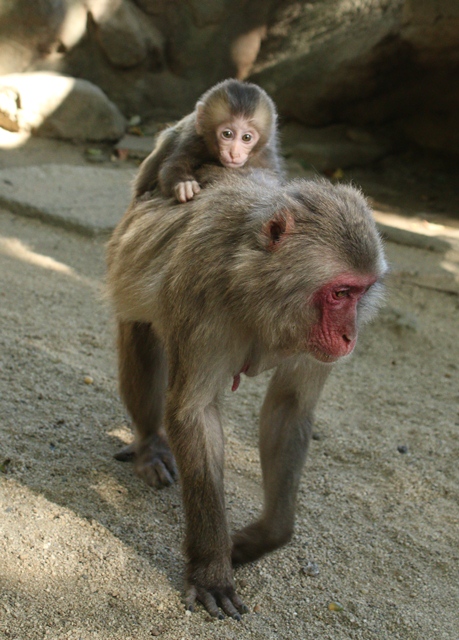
left=185, top=564, right=248, bottom=620
left=174, top=180, right=201, bottom=203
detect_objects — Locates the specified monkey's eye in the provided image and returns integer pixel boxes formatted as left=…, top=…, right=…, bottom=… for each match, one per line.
left=221, top=130, right=233, bottom=140
left=333, top=288, right=350, bottom=299
left=242, top=133, right=253, bottom=142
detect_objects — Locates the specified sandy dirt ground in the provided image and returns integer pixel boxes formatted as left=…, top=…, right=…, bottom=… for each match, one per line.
left=0, top=138, right=458, bottom=639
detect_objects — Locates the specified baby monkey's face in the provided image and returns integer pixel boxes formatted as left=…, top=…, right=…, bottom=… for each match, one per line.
left=215, top=117, right=260, bottom=168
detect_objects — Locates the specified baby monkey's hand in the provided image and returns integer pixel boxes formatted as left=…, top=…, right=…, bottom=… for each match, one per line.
left=175, top=180, right=201, bottom=203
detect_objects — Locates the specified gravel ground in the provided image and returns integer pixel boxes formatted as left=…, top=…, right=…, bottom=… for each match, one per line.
left=0, top=140, right=459, bottom=639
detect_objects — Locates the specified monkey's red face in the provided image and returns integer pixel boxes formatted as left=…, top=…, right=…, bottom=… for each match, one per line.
left=308, top=275, right=377, bottom=363
left=216, top=117, right=260, bottom=168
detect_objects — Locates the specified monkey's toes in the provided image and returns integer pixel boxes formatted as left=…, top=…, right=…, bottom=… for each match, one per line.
left=135, top=452, right=178, bottom=489
left=185, top=583, right=246, bottom=620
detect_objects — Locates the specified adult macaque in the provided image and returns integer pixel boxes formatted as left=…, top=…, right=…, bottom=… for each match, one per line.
left=134, top=79, right=282, bottom=203
left=106, top=170, right=387, bottom=619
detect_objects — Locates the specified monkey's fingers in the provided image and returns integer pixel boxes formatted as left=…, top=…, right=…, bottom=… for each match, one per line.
left=219, top=594, right=244, bottom=620
left=135, top=452, right=178, bottom=488
left=175, top=181, right=200, bottom=203
left=230, top=590, right=249, bottom=614
left=185, top=585, right=222, bottom=619
left=190, top=180, right=201, bottom=195
left=186, top=583, right=246, bottom=620
left=196, top=588, right=224, bottom=619
left=185, top=585, right=197, bottom=612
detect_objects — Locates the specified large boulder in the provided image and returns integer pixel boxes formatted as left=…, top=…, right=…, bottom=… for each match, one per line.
left=281, top=123, right=393, bottom=172
left=0, top=72, right=126, bottom=141
left=251, top=0, right=459, bottom=153
left=0, top=0, right=457, bottom=153
left=89, top=0, right=164, bottom=70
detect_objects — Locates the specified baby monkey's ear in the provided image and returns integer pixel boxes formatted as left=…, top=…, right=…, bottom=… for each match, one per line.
left=195, top=102, right=205, bottom=135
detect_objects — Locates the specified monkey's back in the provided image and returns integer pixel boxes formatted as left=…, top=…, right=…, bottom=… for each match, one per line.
left=107, top=171, right=278, bottom=330
left=107, top=171, right=385, bottom=352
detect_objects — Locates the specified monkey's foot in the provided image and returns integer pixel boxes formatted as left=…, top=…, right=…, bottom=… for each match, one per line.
left=174, top=180, right=201, bottom=203
left=185, top=571, right=248, bottom=620
left=232, top=520, right=292, bottom=565
left=115, top=436, right=178, bottom=488
left=135, top=440, right=178, bottom=488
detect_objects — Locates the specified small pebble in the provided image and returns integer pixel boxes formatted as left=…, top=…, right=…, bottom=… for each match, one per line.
left=0, top=458, right=11, bottom=474
left=253, top=604, right=262, bottom=613
left=328, top=601, right=344, bottom=612
left=84, top=376, right=94, bottom=385
left=84, top=148, right=108, bottom=163
left=397, top=445, right=408, bottom=454
left=301, top=562, right=320, bottom=577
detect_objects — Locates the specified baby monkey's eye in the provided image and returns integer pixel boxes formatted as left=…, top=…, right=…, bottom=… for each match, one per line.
left=242, top=133, right=253, bottom=142
left=221, top=130, right=233, bottom=139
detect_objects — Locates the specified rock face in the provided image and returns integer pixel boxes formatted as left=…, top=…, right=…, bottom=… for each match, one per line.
left=0, top=73, right=126, bottom=141
left=0, top=0, right=457, bottom=153
left=0, top=164, right=132, bottom=234
left=281, top=123, right=393, bottom=172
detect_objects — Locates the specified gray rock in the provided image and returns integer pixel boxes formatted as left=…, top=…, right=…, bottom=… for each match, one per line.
left=0, top=164, right=133, bottom=235
left=253, top=1, right=404, bottom=126
left=186, top=0, right=227, bottom=27
left=0, top=40, right=35, bottom=76
left=0, top=0, right=457, bottom=155
left=0, top=72, right=126, bottom=141
left=375, top=222, right=451, bottom=253
left=281, top=123, right=391, bottom=171
left=0, top=86, right=20, bottom=132
left=132, top=0, right=170, bottom=16
left=92, top=0, right=164, bottom=70
left=114, top=134, right=157, bottom=159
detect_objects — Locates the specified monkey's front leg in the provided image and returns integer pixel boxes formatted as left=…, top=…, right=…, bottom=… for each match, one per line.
left=174, top=180, right=201, bottom=203
left=166, top=397, right=247, bottom=619
left=116, top=322, right=178, bottom=488
left=232, top=357, right=331, bottom=564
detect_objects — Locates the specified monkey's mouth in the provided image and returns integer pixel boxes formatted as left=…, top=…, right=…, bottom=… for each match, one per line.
left=309, top=349, right=340, bottom=364
left=221, top=159, right=246, bottom=168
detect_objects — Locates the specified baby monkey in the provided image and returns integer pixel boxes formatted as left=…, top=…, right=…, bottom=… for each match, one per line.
left=134, top=79, right=283, bottom=203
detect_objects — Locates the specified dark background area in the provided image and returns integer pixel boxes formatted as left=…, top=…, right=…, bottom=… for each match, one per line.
left=0, top=0, right=458, bottom=153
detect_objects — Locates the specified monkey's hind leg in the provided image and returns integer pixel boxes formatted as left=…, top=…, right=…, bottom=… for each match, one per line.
left=115, top=321, right=178, bottom=488
left=232, top=358, right=330, bottom=564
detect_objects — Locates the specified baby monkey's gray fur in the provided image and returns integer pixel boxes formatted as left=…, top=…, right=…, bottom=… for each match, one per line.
left=106, top=168, right=386, bottom=620
left=134, top=79, right=283, bottom=203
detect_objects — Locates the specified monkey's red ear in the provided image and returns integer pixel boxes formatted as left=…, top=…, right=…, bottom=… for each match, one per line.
left=262, top=210, right=295, bottom=251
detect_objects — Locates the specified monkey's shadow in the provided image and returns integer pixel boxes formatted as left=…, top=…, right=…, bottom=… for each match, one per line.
left=8, top=353, right=270, bottom=598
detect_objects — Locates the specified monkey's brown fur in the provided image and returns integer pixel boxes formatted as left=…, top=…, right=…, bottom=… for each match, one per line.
left=106, top=169, right=386, bottom=619
left=134, top=79, right=283, bottom=201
